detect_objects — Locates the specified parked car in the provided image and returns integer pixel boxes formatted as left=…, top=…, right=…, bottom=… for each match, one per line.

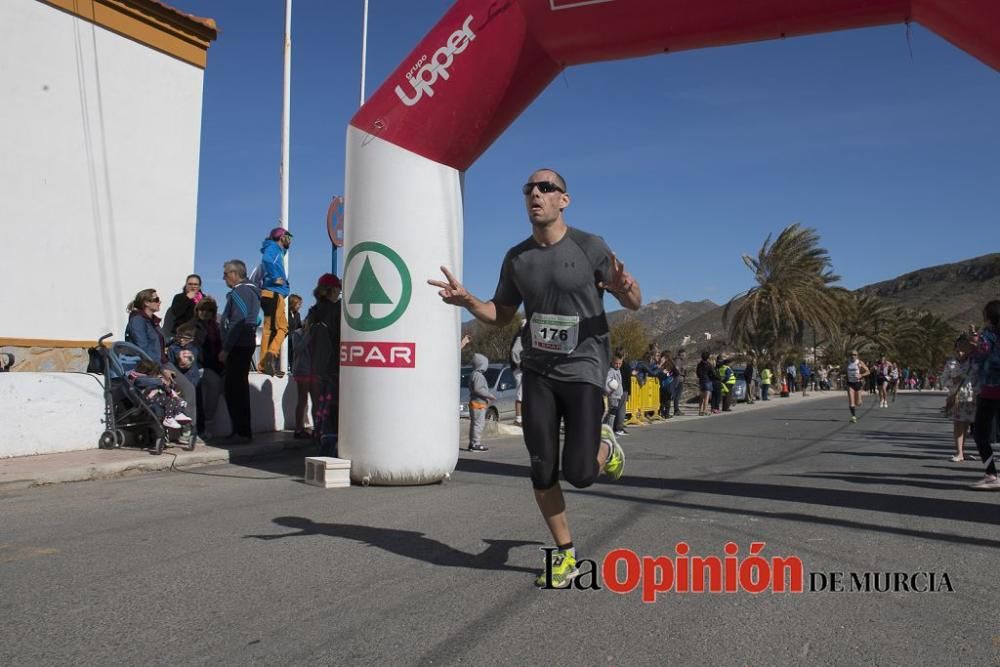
left=732, top=368, right=748, bottom=402
left=459, top=363, right=517, bottom=422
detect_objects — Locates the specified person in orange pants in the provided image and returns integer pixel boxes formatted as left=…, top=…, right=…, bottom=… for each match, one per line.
left=258, top=227, right=293, bottom=375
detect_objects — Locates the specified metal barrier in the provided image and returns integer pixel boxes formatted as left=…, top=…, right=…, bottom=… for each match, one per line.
left=625, top=376, right=662, bottom=425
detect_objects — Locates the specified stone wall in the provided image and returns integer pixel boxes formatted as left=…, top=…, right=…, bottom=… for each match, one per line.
left=0, top=346, right=89, bottom=373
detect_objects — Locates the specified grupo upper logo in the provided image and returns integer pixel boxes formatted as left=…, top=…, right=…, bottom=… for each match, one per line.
left=395, top=15, right=476, bottom=107
left=343, top=241, right=412, bottom=332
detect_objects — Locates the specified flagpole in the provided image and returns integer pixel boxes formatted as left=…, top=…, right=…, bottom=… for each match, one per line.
left=280, top=0, right=292, bottom=374
left=359, top=0, right=369, bottom=106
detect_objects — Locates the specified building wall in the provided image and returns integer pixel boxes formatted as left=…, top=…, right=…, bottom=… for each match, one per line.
left=0, top=0, right=205, bottom=343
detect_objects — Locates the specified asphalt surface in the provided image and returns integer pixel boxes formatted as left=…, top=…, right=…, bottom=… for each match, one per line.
left=2, top=392, right=998, bottom=666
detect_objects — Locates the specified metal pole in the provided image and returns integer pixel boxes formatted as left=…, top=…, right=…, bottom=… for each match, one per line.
left=281, top=0, right=292, bottom=231
left=280, top=0, right=292, bottom=372
left=359, top=0, right=369, bottom=106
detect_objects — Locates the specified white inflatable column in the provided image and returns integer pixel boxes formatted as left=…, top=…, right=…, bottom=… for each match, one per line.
left=339, top=126, right=462, bottom=485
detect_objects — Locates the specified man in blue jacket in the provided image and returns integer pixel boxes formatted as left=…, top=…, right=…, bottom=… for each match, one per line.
left=259, top=227, right=293, bottom=375
left=221, top=259, right=261, bottom=442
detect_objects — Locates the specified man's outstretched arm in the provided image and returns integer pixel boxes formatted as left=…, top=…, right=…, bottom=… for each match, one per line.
left=428, top=266, right=517, bottom=327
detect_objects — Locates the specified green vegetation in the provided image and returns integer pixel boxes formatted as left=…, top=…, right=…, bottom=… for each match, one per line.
left=725, top=224, right=956, bottom=370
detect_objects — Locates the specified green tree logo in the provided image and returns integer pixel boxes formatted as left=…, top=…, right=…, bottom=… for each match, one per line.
left=343, top=242, right=412, bottom=331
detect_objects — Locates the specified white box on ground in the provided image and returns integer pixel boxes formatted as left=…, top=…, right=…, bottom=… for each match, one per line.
left=304, top=457, right=351, bottom=489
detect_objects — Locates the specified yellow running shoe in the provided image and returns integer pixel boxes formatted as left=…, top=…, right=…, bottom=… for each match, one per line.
left=601, top=424, right=625, bottom=480
left=534, top=550, right=579, bottom=588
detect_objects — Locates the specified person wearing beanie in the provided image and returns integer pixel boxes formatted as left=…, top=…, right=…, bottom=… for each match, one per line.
left=259, top=227, right=293, bottom=376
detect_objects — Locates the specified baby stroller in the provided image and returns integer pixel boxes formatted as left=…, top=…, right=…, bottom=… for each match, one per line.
left=94, top=333, right=196, bottom=455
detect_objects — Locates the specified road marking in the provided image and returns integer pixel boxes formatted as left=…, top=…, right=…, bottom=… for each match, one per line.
left=0, top=543, right=60, bottom=563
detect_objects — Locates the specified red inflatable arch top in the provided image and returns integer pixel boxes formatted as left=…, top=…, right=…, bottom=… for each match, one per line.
left=353, top=0, right=999, bottom=170
left=339, top=0, right=997, bottom=485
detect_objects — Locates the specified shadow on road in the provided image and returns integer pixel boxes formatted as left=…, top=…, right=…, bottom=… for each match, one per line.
left=246, top=516, right=542, bottom=573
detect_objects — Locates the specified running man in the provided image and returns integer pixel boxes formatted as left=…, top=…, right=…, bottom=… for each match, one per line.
left=428, top=168, right=642, bottom=587
left=845, top=350, right=870, bottom=423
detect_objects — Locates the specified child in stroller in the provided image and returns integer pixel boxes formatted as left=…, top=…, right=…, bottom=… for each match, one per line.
left=96, top=333, right=197, bottom=454
left=129, top=359, right=193, bottom=430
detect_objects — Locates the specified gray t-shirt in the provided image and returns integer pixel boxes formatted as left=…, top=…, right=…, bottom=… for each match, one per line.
left=492, top=227, right=613, bottom=388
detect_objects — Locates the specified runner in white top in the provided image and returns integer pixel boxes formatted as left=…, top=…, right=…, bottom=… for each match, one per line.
left=845, top=350, right=871, bottom=423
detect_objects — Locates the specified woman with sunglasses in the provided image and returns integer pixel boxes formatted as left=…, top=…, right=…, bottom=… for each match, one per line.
left=125, top=288, right=198, bottom=439
left=163, top=274, right=204, bottom=337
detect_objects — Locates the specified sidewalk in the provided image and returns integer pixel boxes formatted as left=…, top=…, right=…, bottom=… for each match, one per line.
left=0, top=418, right=515, bottom=491
left=2, top=391, right=935, bottom=490
left=0, top=432, right=319, bottom=491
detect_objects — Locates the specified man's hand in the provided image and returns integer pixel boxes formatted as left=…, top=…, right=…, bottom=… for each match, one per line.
left=428, top=266, right=472, bottom=307
left=460, top=334, right=472, bottom=350
left=219, top=350, right=227, bottom=363
left=600, top=253, right=642, bottom=310
left=600, top=253, right=634, bottom=295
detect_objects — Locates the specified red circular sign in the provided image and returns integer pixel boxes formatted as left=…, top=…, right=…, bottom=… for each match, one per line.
left=326, top=195, right=345, bottom=248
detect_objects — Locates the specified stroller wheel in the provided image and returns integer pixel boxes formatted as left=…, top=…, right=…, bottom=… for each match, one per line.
left=98, top=431, right=116, bottom=449
left=153, top=435, right=165, bottom=456
left=182, top=427, right=196, bottom=452
left=114, top=429, right=126, bottom=447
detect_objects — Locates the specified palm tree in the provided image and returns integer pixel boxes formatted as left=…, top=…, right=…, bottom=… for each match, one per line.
left=724, top=224, right=845, bottom=359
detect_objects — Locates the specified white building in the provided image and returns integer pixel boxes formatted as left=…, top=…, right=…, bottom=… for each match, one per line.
left=0, top=0, right=218, bottom=457
left=0, top=0, right=217, bottom=367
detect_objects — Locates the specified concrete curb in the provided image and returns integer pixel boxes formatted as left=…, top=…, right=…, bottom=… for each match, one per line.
left=0, top=439, right=320, bottom=491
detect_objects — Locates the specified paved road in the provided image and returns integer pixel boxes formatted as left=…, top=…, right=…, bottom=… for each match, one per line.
left=2, top=392, right=998, bottom=665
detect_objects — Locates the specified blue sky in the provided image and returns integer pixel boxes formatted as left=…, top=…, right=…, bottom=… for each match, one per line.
left=185, top=0, right=1000, bottom=310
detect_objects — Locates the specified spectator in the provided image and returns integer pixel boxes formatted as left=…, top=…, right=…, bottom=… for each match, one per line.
left=167, top=321, right=201, bottom=388
left=744, top=356, right=756, bottom=405
left=163, top=274, right=204, bottom=338
left=288, top=293, right=304, bottom=375
left=607, top=351, right=627, bottom=435
left=220, top=260, right=261, bottom=443
left=125, top=288, right=197, bottom=433
left=785, top=361, right=797, bottom=394
left=651, top=351, right=672, bottom=418
left=194, top=296, right=224, bottom=438
left=718, top=357, right=735, bottom=411
left=696, top=351, right=713, bottom=416
left=129, top=359, right=192, bottom=430
left=800, top=360, right=812, bottom=397
left=672, top=349, right=687, bottom=417
left=969, top=300, right=1000, bottom=490
left=509, top=321, right=525, bottom=427
left=306, top=273, right=342, bottom=456
left=289, top=295, right=312, bottom=440
left=760, top=364, right=773, bottom=401
left=258, top=227, right=293, bottom=376
left=467, top=353, right=493, bottom=452
left=941, top=334, right=978, bottom=463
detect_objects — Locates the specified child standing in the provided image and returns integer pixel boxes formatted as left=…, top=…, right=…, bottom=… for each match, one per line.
left=467, top=353, right=494, bottom=452
left=605, top=353, right=624, bottom=428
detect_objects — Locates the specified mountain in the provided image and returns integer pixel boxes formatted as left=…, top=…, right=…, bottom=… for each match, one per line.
left=606, top=298, right=718, bottom=340
left=858, top=253, right=1000, bottom=328
left=609, top=253, right=1000, bottom=350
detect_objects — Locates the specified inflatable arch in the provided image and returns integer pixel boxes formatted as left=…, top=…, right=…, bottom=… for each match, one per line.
left=339, top=0, right=999, bottom=485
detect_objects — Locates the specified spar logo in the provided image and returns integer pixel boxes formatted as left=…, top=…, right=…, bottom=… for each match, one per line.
left=341, top=342, right=415, bottom=369
left=343, top=241, right=412, bottom=332
left=395, top=15, right=476, bottom=107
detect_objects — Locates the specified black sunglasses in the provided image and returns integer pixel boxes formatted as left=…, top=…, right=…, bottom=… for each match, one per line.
left=522, top=181, right=564, bottom=196
left=148, top=296, right=161, bottom=303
